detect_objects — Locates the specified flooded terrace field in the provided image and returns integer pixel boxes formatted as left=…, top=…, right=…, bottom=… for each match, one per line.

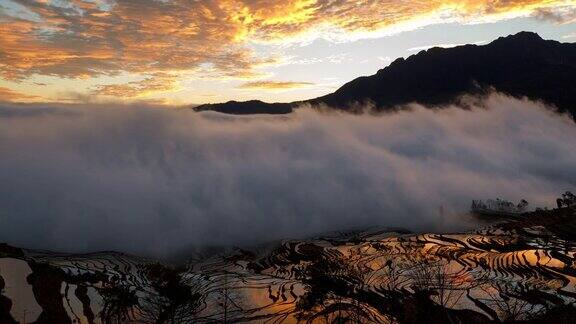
left=1, top=205, right=576, bottom=323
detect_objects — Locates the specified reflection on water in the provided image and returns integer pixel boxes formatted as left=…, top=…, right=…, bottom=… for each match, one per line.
left=0, top=258, right=42, bottom=323
left=1, top=206, right=575, bottom=323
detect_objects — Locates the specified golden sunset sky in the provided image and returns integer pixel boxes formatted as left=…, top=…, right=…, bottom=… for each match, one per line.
left=0, top=0, right=575, bottom=105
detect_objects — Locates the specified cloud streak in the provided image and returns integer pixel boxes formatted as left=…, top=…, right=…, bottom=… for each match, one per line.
left=532, top=5, right=576, bottom=24
left=0, top=86, right=40, bottom=102
left=0, top=94, right=575, bottom=258
left=237, top=80, right=314, bottom=90
left=91, top=73, right=182, bottom=98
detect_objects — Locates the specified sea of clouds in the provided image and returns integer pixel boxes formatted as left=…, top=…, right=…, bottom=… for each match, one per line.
left=1, top=94, right=575, bottom=258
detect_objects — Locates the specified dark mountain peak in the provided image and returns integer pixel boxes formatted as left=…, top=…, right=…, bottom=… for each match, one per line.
left=489, top=31, right=554, bottom=53
left=388, top=56, right=405, bottom=66
left=386, top=32, right=548, bottom=71
left=495, top=31, right=543, bottom=43
left=194, top=32, right=576, bottom=118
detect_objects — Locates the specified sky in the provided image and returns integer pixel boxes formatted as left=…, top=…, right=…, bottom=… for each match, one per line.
left=0, top=0, right=575, bottom=105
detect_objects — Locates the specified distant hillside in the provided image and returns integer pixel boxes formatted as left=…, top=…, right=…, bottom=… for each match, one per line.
left=194, top=100, right=292, bottom=115
left=194, top=32, right=576, bottom=118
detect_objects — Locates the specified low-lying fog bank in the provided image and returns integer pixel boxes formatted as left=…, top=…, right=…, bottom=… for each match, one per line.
left=0, top=94, right=575, bottom=258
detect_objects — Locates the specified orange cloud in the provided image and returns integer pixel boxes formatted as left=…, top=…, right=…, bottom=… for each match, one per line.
left=233, top=0, right=576, bottom=42
left=237, top=80, right=314, bottom=90
left=0, top=86, right=41, bottom=102
left=0, top=0, right=573, bottom=91
left=0, top=0, right=268, bottom=81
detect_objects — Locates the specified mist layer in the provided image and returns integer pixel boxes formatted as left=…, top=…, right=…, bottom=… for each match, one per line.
left=0, top=94, right=575, bottom=257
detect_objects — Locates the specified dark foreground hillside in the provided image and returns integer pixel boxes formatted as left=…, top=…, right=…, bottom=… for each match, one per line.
left=196, top=32, right=576, bottom=119
left=1, top=197, right=576, bottom=323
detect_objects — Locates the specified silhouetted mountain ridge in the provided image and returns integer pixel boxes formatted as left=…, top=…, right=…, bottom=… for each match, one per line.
left=194, top=100, right=291, bottom=115
left=194, top=32, right=576, bottom=118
